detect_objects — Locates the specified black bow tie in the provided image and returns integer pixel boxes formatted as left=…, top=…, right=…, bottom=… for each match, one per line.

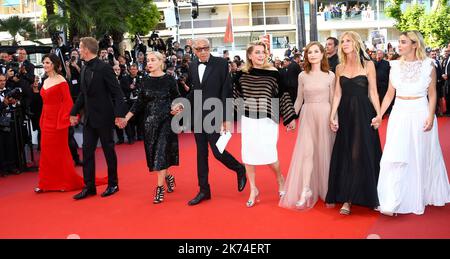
left=198, top=61, right=208, bottom=66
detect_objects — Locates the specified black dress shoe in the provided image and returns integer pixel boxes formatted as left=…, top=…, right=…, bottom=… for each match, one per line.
left=116, top=139, right=124, bottom=145
left=237, top=169, right=247, bottom=192
left=101, top=185, right=119, bottom=197
left=73, top=188, right=96, bottom=200
left=188, top=192, right=211, bottom=206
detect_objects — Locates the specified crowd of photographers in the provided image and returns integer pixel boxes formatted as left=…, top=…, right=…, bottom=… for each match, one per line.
left=0, top=47, right=36, bottom=176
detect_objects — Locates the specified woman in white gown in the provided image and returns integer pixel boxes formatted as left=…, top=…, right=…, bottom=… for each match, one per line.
left=377, top=30, right=450, bottom=216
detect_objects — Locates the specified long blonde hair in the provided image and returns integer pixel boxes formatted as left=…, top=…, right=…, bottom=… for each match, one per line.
left=147, top=51, right=165, bottom=71
left=400, top=30, right=427, bottom=61
left=242, top=40, right=275, bottom=73
left=338, top=31, right=371, bottom=68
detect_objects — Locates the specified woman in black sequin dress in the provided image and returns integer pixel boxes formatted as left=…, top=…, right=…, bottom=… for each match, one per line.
left=124, top=52, right=184, bottom=204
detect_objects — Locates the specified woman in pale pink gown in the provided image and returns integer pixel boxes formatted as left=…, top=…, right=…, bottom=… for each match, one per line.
left=279, top=42, right=336, bottom=210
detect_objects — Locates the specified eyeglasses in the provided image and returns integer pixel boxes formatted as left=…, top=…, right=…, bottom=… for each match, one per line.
left=195, top=47, right=210, bottom=53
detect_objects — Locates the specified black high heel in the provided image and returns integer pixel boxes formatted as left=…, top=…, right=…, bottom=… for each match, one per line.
left=165, top=174, right=176, bottom=193
left=153, top=185, right=165, bottom=204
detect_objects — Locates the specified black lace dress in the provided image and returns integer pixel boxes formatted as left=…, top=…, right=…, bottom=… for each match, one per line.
left=130, top=74, right=180, bottom=172
left=325, top=75, right=382, bottom=208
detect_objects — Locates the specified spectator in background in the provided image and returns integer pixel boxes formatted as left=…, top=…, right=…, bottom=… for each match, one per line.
left=374, top=49, right=391, bottom=116
left=29, top=75, right=43, bottom=150
left=223, top=50, right=230, bottom=61
left=99, top=48, right=109, bottom=63
left=136, top=51, right=147, bottom=72
left=113, top=64, right=126, bottom=145
left=0, top=74, right=21, bottom=176
left=431, top=50, right=444, bottom=116
left=120, top=64, right=143, bottom=144
left=285, top=53, right=302, bottom=102
left=173, top=41, right=184, bottom=57
left=326, top=37, right=339, bottom=73
left=442, top=45, right=450, bottom=114
left=185, top=45, right=194, bottom=59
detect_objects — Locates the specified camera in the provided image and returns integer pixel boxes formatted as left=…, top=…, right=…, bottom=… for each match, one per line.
left=8, top=61, right=20, bottom=77
left=70, top=56, right=76, bottom=63
left=6, top=87, right=23, bottom=101
left=99, top=34, right=112, bottom=49
left=51, top=31, right=64, bottom=47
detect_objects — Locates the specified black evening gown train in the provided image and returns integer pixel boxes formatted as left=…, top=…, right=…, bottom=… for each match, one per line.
left=325, top=75, right=382, bottom=208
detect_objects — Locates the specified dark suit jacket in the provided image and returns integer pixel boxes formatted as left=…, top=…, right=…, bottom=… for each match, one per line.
left=444, top=58, right=450, bottom=81
left=374, top=59, right=390, bottom=96
left=70, top=57, right=127, bottom=129
left=187, top=55, right=232, bottom=127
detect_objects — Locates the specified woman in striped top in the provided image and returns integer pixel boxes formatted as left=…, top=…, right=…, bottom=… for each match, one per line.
left=234, top=41, right=297, bottom=207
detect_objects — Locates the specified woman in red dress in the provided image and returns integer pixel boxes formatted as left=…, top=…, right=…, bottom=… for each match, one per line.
left=34, top=53, right=105, bottom=192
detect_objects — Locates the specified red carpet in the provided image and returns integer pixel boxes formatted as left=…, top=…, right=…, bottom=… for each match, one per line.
left=0, top=117, right=449, bottom=239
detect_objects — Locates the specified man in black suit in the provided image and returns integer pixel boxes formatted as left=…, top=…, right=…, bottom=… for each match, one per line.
left=442, top=45, right=450, bottom=115
left=326, top=37, right=339, bottom=73
left=186, top=38, right=246, bottom=206
left=374, top=49, right=390, bottom=115
left=14, top=48, right=34, bottom=112
left=430, top=50, right=444, bottom=115
left=285, top=53, right=302, bottom=103
left=70, top=37, right=128, bottom=200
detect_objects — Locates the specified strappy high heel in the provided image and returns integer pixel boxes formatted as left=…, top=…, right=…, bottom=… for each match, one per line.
left=339, top=203, right=351, bottom=215
left=165, top=174, right=176, bottom=193
left=246, top=188, right=260, bottom=208
left=295, top=188, right=313, bottom=209
left=153, top=185, right=165, bottom=204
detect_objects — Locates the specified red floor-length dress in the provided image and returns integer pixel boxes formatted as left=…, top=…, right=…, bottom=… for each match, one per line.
left=38, top=81, right=106, bottom=191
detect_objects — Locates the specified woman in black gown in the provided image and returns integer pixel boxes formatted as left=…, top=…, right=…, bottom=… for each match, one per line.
left=326, top=31, right=383, bottom=215
left=124, top=51, right=184, bottom=204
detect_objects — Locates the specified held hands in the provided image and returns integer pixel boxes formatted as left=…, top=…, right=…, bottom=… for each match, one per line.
left=371, top=115, right=382, bottom=130
left=221, top=121, right=232, bottom=133
left=170, top=103, right=184, bottom=115
left=70, top=116, right=79, bottom=126
left=286, top=120, right=296, bottom=131
left=423, top=115, right=434, bottom=132
left=115, top=117, right=127, bottom=129
left=330, top=116, right=339, bottom=132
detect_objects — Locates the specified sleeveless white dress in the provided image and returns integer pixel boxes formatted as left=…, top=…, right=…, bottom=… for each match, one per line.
left=377, top=58, right=450, bottom=215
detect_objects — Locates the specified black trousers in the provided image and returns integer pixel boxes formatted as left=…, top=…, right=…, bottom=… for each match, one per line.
left=115, top=126, right=124, bottom=142
left=82, top=124, right=118, bottom=189
left=194, top=132, right=244, bottom=194
left=68, top=126, right=80, bottom=163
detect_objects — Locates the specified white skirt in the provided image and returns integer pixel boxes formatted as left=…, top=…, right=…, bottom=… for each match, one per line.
left=241, top=116, right=279, bottom=165
left=378, top=97, right=450, bottom=215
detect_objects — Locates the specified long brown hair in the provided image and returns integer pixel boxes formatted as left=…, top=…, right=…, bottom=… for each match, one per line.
left=303, top=41, right=329, bottom=73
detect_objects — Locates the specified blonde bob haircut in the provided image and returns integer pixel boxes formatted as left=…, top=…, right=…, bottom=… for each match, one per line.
left=242, top=40, right=275, bottom=73
left=147, top=51, right=165, bottom=71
